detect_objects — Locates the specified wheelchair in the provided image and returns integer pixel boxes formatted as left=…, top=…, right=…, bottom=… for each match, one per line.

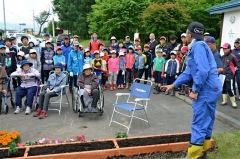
left=72, top=84, right=104, bottom=117
left=0, top=77, right=14, bottom=114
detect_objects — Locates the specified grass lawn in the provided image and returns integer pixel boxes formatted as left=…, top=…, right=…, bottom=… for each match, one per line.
left=208, top=131, right=240, bottom=159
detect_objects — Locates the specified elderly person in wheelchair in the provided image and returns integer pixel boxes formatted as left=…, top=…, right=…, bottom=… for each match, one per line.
left=78, top=64, right=100, bottom=113
left=34, top=63, right=67, bottom=119
left=11, top=60, right=40, bottom=115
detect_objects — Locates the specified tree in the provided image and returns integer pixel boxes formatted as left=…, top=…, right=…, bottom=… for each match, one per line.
left=87, top=0, right=150, bottom=40
left=47, top=21, right=58, bottom=35
left=52, top=0, right=95, bottom=39
left=34, top=10, right=51, bottom=36
left=142, top=2, right=190, bottom=37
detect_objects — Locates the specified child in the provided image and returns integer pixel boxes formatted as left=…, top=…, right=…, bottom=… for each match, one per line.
left=125, top=46, right=135, bottom=88
left=143, top=44, right=153, bottom=81
left=108, top=50, right=119, bottom=90
left=40, top=40, right=55, bottom=83
left=83, top=48, right=92, bottom=65
left=28, top=49, right=41, bottom=72
left=153, top=49, right=165, bottom=94
left=135, top=49, right=146, bottom=82
left=53, top=46, right=66, bottom=69
left=91, top=51, right=106, bottom=83
left=16, top=51, right=25, bottom=71
left=164, top=51, right=180, bottom=95
left=117, top=51, right=126, bottom=89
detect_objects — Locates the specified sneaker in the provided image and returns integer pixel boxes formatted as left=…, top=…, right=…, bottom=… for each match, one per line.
left=33, top=108, right=42, bottom=117
left=39, top=110, right=48, bottom=119
left=121, top=84, right=124, bottom=89
left=165, top=91, right=169, bottom=95
left=118, top=85, right=121, bottom=89
left=14, top=106, right=21, bottom=114
left=91, top=107, right=98, bottom=113
left=25, top=107, right=31, bottom=115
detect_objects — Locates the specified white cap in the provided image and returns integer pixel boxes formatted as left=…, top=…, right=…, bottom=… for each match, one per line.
left=181, top=33, right=186, bottom=37
left=204, top=32, right=210, bottom=36
left=110, top=50, right=117, bottom=54
left=45, top=40, right=52, bottom=44
left=170, top=50, right=177, bottom=55
left=84, top=48, right=90, bottom=53
left=119, top=52, right=125, bottom=56
left=100, top=52, right=104, bottom=57
left=5, top=48, right=10, bottom=53
left=110, top=36, right=117, bottom=40
left=29, top=49, right=37, bottom=54
left=83, top=64, right=92, bottom=70
left=17, top=51, right=25, bottom=57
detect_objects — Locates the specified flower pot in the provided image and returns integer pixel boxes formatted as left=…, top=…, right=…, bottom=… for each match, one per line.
left=0, top=147, right=26, bottom=158
left=25, top=140, right=117, bottom=159
left=115, top=132, right=191, bottom=157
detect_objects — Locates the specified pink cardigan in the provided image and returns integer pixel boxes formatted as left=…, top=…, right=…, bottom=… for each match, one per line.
left=125, top=53, right=135, bottom=69
left=108, top=57, right=119, bottom=73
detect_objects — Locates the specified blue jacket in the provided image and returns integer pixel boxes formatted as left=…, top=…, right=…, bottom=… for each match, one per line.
left=53, top=55, right=66, bottom=66
left=67, top=50, right=84, bottom=75
left=47, top=72, right=67, bottom=94
left=174, top=40, right=222, bottom=93
left=212, top=50, right=223, bottom=69
left=165, top=59, right=179, bottom=76
left=61, top=44, right=72, bottom=64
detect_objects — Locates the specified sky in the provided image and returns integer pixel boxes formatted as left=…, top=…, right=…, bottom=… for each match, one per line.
left=0, top=0, right=57, bottom=31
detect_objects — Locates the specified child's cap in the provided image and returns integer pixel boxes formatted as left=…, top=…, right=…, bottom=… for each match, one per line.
left=135, top=38, right=141, bottom=42
left=110, top=50, right=117, bottom=54
left=181, top=46, right=188, bottom=54
left=17, top=51, right=25, bottom=57
left=155, top=49, right=163, bottom=53
left=119, top=52, right=125, bottom=56
left=170, top=50, right=177, bottom=55
left=29, top=49, right=37, bottom=54
left=55, top=46, right=62, bottom=51
left=84, top=48, right=90, bottom=53
left=144, top=44, right=150, bottom=48
left=128, top=45, right=134, bottom=50
left=94, top=50, right=100, bottom=54
left=100, top=52, right=104, bottom=57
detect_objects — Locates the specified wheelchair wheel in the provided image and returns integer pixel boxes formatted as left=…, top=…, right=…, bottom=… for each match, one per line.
left=72, top=87, right=78, bottom=113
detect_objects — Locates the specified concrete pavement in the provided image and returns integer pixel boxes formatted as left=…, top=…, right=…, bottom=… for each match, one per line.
left=0, top=89, right=235, bottom=142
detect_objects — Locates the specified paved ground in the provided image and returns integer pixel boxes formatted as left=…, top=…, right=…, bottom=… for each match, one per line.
left=0, top=88, right=235, bottom=142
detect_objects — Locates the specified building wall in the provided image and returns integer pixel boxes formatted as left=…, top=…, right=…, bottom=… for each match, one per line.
left=221, top=10, right=240, bottom=54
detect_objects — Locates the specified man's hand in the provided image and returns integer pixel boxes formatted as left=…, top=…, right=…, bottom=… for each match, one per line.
left=189, top=92, right=198, bottom=100
left=160, top=84, right=174, bottom=92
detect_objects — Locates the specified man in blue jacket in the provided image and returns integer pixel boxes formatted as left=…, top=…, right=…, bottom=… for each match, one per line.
left=61, top=36, right=72, bottom=70
left=68, top=41, right=84, bottom=93
left=162, top=22, right=222, bottom=159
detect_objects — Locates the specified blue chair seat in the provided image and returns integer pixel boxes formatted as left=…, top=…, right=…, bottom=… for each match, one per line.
left=114, top=102, right=144, bottom=111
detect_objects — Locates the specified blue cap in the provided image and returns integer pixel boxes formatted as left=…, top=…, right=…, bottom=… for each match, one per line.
left=53, top=63, right=63, bottom=69
left=20, top=60, right=33, bottom=68
left=128, top=45, right=134, bottom=50
left=205, top=36, right=216, bottom=44
left=0, top=45, right=6, bottom=49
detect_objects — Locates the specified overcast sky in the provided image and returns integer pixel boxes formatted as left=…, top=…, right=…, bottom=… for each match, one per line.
left=0, top=0, right=56, bottom=30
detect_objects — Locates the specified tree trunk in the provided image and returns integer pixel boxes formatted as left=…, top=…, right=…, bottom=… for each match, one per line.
left=38, top=24, right=43, bottom=36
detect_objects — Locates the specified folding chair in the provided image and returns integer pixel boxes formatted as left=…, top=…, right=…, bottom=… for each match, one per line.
left=39, top=71, right=70, bottom=115
left=109, top=78, right=153, bottom=134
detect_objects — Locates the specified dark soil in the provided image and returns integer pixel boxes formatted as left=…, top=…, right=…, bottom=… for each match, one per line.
left=117, top=134, right=190, bottom=147
left=107, top=151, right=186, bottom=159
left=0, top=148, right=26, bottom=158
left=28, top=140, right=115, bottom=156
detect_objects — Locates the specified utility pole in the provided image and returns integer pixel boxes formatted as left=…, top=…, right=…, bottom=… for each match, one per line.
left=33, top=10, right=35, bottom=34
left=52, top=17, right=55, bottom=38
left=3, top=0, right=7, bottom=35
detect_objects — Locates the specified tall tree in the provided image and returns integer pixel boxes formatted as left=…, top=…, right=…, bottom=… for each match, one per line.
left=87, top=0, right=150, bottom=40
left=52, top=0, right=95, bottom=39
left=34, top=10, right=51, bottom=35
left=142, top=2, right=190, bottom=37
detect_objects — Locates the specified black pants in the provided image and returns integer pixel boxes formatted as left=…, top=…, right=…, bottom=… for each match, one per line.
left=166, top=75, right=176, bottom=85
left=101, top=73, right=108, bottom=85
left=41, top=70, right=51, bottom=84
left=223, top=80, right=234, bottom=97
left=125, top=68, right=133, bottom=84
left=117, top=70, right=125, bottom=85
left=69, top=75, right=78, bottom=88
